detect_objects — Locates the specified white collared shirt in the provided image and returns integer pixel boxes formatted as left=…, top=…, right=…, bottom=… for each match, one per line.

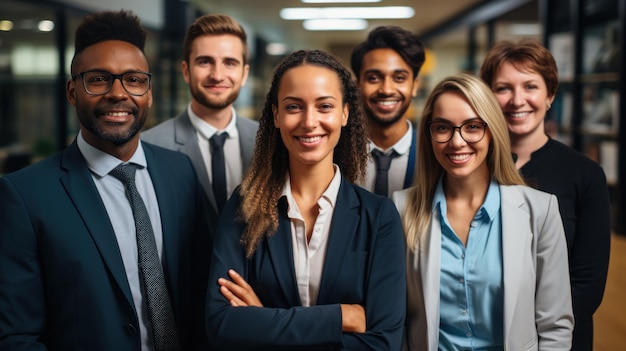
left=187, top=105, right=243, bottom=199
left=77, top=131, right=162, bottom=351
left=363, top=120, right=413, bottom=197
left=281, top=165, right=342, bottom=307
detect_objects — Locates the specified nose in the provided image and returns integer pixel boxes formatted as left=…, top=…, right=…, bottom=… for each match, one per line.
left=449, top=127, right=466, bottom=147
left=209, top=64, right=224, bottom=81
left=509, top=89, right=524, bottom=107
left=301, top=108, right=318, bottom=130
left=378, top=77, right=394, bottom=95
left=106, top=77, right=129, bottom=99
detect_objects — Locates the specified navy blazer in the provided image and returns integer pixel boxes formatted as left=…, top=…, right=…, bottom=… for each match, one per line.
left=206, top=178, right=406, bottom=350
left=0, top=141, right=212, bottom=351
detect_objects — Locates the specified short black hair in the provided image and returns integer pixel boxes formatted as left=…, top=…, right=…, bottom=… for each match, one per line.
left=74, top=10, right=147, bottom=56
left=350, top=25, right=425, bottom=79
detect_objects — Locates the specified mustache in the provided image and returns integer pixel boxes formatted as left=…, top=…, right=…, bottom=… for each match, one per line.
left=94, top=103, right=138, bottom=115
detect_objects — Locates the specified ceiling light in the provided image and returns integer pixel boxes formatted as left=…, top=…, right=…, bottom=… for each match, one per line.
left=0, top=20, right=14, bottom=32
left=302, top=0, right=381, bottom=3
left=38, top=20, right=55, bottom=32
left=280, top=6, right=415, bottom=20
left=303, top=19, right=368, bottom=31
left=266, top=42, right=288, bottom=55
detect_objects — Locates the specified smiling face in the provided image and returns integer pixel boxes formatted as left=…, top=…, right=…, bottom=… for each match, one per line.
left=67, top=40, right=152, bottom=153
left=273, top=64, right=348, bottom=172
left=183, top=34, right=249, bottom=114
left=430, top=91, right=491, bottom=182
left=491, top=61, right=554, bottom=141
left=357, top=48, right=418, bottom=127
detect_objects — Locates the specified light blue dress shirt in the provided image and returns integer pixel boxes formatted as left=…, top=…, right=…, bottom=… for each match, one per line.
left=434, top=178, right=504, bottom=351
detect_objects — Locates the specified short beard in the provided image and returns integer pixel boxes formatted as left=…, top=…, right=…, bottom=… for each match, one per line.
left=77, top=106, right=145, bottom=146
left=365, top=107, right=406, bottom=127
left=191, top=85, right=240, bottom=110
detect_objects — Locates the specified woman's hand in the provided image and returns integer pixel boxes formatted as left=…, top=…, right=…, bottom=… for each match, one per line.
left=340, top=304, right=366, bottom=333
left=218, top=269, right=263, bottom=307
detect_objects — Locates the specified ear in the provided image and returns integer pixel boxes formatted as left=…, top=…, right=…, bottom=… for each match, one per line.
left=181, top=60, right=190, bottom=84
left=66, top=79, right=77, bottom=106
left=411, top=77, right=420, bottom=98
left=342, top=104, right=349, bottom=127
left=272, top=105, right=279, bottom=128
left=241, top=64, right=250, bottom=87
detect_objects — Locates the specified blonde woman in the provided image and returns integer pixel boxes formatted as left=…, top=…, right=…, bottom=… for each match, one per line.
left=393, top=74, right=573, bottom=350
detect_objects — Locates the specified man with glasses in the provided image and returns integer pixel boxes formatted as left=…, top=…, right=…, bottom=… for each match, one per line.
left=0, top=10, right=212, bottom=351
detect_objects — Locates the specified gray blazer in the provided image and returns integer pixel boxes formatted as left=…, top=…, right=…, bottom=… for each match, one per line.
left=142, top=108, right=258, bottom=213
left=393, top=184, right=574, bottom=351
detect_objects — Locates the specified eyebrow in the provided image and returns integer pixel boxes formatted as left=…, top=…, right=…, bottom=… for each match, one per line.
left=431, top=116, right=482, bottom=124
left=363, top=68, right=410, bottom=75
left=280, top=95, right=338, bottom=103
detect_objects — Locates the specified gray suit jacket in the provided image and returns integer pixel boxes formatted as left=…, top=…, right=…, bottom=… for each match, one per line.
left=393, top=184, right=573, bottom=351
left=142, top=108, right=258, bottom=214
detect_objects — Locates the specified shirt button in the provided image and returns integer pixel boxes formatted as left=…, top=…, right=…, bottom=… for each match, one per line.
left=461, top=310, right=467, bottom=315
left=459, top=278, right=464, bottom=284
left=466, top=331, right=472, bottom=337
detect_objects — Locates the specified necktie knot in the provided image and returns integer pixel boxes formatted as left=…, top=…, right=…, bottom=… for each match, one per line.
left=210, top=132, right=228, bottom=150
left=110, top=163, right=138, bottom=186
left=372, top=149, right=397, bottom=171
left=372, top=149, right=398, bottom=197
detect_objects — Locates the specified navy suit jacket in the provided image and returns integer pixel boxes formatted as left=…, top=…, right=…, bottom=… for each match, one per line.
left=206, top=178, right=406, bottom=350
left=0, top=141, right=213, bottom=351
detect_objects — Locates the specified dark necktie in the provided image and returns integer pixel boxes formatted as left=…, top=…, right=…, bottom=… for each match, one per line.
left=372, top=149, right=398, bottom=197
left=110, top=164, right=181, bottom=351
left=210, top=132, right=228, bottom=212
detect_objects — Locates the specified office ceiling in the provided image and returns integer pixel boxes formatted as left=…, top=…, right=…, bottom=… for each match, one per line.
left=193, top=0, right=494, bottom=53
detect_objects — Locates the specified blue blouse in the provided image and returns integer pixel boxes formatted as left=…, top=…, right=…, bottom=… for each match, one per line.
left=434, top=179, right=504, bottom=350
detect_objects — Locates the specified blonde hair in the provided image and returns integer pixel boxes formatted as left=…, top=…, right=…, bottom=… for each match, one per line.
left=403, top=73, right=524, bottom=250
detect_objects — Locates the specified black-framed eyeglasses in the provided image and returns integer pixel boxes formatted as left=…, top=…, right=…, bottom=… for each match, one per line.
left=72, top=70, right=152, bottom=96
left=428, top=120, right=488, bottom=143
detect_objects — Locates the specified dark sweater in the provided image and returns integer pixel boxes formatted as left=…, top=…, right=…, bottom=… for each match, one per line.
left=518, top=138, right=611, bottom=351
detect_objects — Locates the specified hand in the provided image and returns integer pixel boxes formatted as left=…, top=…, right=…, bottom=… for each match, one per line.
left=218, top=269, right=263, bottom=307
left=340, top=304, right=366, bottom=333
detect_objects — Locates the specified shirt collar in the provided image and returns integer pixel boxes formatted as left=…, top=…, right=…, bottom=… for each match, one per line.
left=369, top=120, right=413, bottom=155
left=187, top=104, right=239, bottom=139
left=432, top=177, right=500, bottom=223
left=281, top=164, right=342, bottom=216
left=77, top=130, right=147, bottom=177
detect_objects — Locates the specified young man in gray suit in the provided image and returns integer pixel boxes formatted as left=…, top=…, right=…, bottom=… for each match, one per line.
left=142, top=14, right=258, bottom=215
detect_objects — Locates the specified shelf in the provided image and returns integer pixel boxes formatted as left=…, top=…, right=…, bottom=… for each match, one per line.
left=580, top=72, right=620, bottom=83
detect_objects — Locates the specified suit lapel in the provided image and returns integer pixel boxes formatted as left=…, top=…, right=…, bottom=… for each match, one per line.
left=175, top=112, right=217, bottom=211
left=265, top=197, right=301, bottom=306
left=236, top=114, right=255, bottom=172
left=316, top=179, right=360, bottom=304
left=500, top=185, right=532, bottom=340
left=60, top=142, right=134, bottom=307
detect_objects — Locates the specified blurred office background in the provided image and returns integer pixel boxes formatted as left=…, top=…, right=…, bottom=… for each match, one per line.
left=0, top=0, right=624, bottom=349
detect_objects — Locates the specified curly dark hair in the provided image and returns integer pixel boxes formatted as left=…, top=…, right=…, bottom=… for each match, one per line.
left=239, top=49, right=369, bottom=257
left=350, top=25, right=425, bottom=80
left=71, top=10, right=147, bottom=73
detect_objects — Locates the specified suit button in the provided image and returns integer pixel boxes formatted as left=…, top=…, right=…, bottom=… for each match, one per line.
left=125, top=323, right=138, bottom=335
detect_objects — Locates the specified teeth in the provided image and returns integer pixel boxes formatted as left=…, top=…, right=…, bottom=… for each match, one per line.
left=299, top=136, right=322, bottom=143
left=377, top=100, right=398, bottom=106
left=508, top=112, right=529, bottom=118
left=449, top=154, right=470, bottom=161
left=105, top=112, right=130, bottom=117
